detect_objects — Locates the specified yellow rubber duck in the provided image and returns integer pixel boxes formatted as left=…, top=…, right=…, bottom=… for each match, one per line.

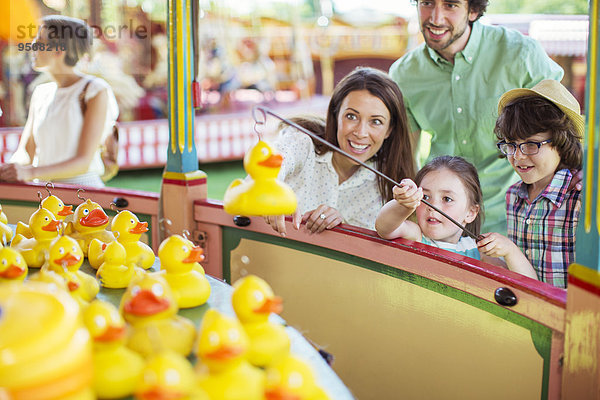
left=83, top=299, right=145, bottom=399
left=44, top=235, right=99, bottom=303
left=155, top=234, right=211, bottom=309
left=89, top=210, right=155, bottom=270
left=196, top=309, right=265, bottom=400
left=0, top=246, right=27, bottom=282
left=65, top=198, right=115, bottom=256
left=10, top=207, right=61, bottom=268
left=265, top=355, right=332, bottom=400
left=0, top=281, right=95, bottom=400
left=224, top=139, right=297, bottom=216
left=119, top=274, right=196, bottom=357
left=0, top=203, right=12, bottom=245
left=232, top=275, right=290, bottom=368
left=135, top=351, right=209, bottom=400
left=96, top=240, right=145, bottom=289
left=15, top=194, right=73, bottom=239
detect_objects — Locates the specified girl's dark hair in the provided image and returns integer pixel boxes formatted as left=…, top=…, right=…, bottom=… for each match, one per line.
left=41, top=15, right=92, bottom=66
left=317, top=67, right=415, bottom=202
left=494, top=95, right=582, bottom=170
left=415, top=156, right=484, bottom=237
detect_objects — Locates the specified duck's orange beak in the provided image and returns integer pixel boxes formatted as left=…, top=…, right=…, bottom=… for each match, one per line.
left=129, top=221, right=149, bottom=234
left=95, top=325, right=126, bottom=342
left=42, top=219, right=61, bottom=231
left=265, top=388, right=302, bottom=400
left=124, top=290, right=170, bottom=316
left=0, top=265, right=25, bottom=278
left=204, top=345, right=244, bottom=361
left=80, top=208, right=109, bottom=227
left=258, top=154, right=283, bottom=168
left=67, top=280, right=80, bottom=291
left=182, top=246, right=204, bottom=263
left=54, top=252, right=81, bottom=267
left=254, top=296, right=283, bottom=314
left=58, top=205, right=74, bottom=216
left=136, top=387, right=185, bottom=400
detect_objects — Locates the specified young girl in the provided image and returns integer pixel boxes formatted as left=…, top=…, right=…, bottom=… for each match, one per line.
left=477, top=79, right=584, bottom=288
left=375, top=156, right=538, bottom=279
left=0, top=15, right=119, bottom=187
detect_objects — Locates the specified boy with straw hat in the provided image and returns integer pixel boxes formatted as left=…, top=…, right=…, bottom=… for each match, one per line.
left=476, top=79, right=584, bottom=288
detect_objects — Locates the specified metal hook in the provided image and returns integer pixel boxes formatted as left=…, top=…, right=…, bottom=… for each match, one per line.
left=45, top=182, right=54, bottom=196
left=76, top=189, right=86, bottom=201
left=252, top=105, right=481, bottom=240
left=37, top=191, right=43, bottom=207
left=182, top=229, right=192, bottom=241
left=252, top=106, right=267, bottom=140
left=109, top=203, right=120, bottom=213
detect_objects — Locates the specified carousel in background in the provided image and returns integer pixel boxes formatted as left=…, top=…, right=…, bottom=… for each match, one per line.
left=0, top=0, right=409, bottom=168
left=1, top=0, right=600, bottom=398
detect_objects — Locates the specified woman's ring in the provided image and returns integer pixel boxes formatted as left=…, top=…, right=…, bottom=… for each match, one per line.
left=319, top=213, right=326, bottom=220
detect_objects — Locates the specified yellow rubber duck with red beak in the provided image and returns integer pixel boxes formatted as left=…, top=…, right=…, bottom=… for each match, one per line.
left=83, top=299, right=145, bottom=399
left=11, top=207, right=61, bottom=268
left=0, top=247, right=27, bottom=282
left=44, top=235, right=99, bottom=303
left=224, top=140, right=297, bottom=216
left=15, top=194, right=73, bottom=239
left=195, top=309, right=265, bottom=400
left=88, top=209, right=155, bottom=270
left=155, top=234, right=211, bottom=309
left=119, top=274, right=196, bottom=358
left=135, top=351, right=209, bottom=400
left=232, top=275, right=290, bottom=368
left=65, top=198, right=115, bottom=257
left=265, top=355, right=332, bottom=400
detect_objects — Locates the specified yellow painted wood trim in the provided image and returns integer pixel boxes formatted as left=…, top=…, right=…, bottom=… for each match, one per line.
left=186, top=0, right=193, bottom=153
left=587, top=0, right=598, bottom=232
left=569, top=263, right=600, bottom=288
left=168, top=1, right=176, bottom=155
left=163, top=170, right=207, bottom=181
left=177, top=1, right=185, bottom=153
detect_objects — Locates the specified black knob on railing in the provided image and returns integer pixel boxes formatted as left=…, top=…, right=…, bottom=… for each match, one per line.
left=112, top=197, right=129, bottom=208
left=233, top=216, right=251, bottom=227
left=494, top=287, right=518, bottom=306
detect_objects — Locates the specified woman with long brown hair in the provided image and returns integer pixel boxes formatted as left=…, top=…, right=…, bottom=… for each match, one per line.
left=266, top=67, right=415, bottom=235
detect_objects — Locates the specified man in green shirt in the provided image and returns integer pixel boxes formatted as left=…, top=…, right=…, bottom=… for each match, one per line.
left=389, top=0, right=563, bottom=234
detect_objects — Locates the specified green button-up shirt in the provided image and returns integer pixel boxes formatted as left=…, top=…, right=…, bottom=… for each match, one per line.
left=389, top=21, right=563, bottom=234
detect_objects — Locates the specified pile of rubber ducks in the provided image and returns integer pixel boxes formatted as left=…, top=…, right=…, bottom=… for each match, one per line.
left=0, top=188, right=331, bottom=400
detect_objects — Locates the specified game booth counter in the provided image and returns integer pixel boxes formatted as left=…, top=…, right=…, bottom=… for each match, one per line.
left=2, top=1, right=600, bottom=399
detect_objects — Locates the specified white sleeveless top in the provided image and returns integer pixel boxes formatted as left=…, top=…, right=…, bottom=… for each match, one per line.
left=28, top=75, right=119, bottom=186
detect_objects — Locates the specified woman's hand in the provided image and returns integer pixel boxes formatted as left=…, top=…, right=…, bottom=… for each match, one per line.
left=303, top=205, right=343, bottom=234
left=0, top=163, right=31, bottom=182
left=264, top=210, right=302, bottom=237
left=392, top=179, right=423, bottom=211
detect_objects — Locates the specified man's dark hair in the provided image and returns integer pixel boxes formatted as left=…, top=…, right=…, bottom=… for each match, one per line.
left=411, top=0, right=489, bottom=23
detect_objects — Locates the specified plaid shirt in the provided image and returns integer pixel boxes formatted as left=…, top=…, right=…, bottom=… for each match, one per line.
left=506, top=169, right=581, bottom=288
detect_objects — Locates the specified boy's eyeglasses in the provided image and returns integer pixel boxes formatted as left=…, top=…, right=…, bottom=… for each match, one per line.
left=496, top=139, right=552, bottom=156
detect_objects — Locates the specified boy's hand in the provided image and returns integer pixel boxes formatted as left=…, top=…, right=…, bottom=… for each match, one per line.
left=476, top=232, right=518, bottom=258
left=392, top=179, right=423, bottom=211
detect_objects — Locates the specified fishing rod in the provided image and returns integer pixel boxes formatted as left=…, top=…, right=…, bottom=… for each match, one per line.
left=252, top=105, right=481, bottom=241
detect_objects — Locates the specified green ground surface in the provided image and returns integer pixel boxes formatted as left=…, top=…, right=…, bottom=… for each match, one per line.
left=105, top=161, right=246, bottom=201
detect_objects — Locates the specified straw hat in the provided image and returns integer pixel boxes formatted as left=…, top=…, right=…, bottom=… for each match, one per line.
left=497, top=79, right=585, bottom=137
